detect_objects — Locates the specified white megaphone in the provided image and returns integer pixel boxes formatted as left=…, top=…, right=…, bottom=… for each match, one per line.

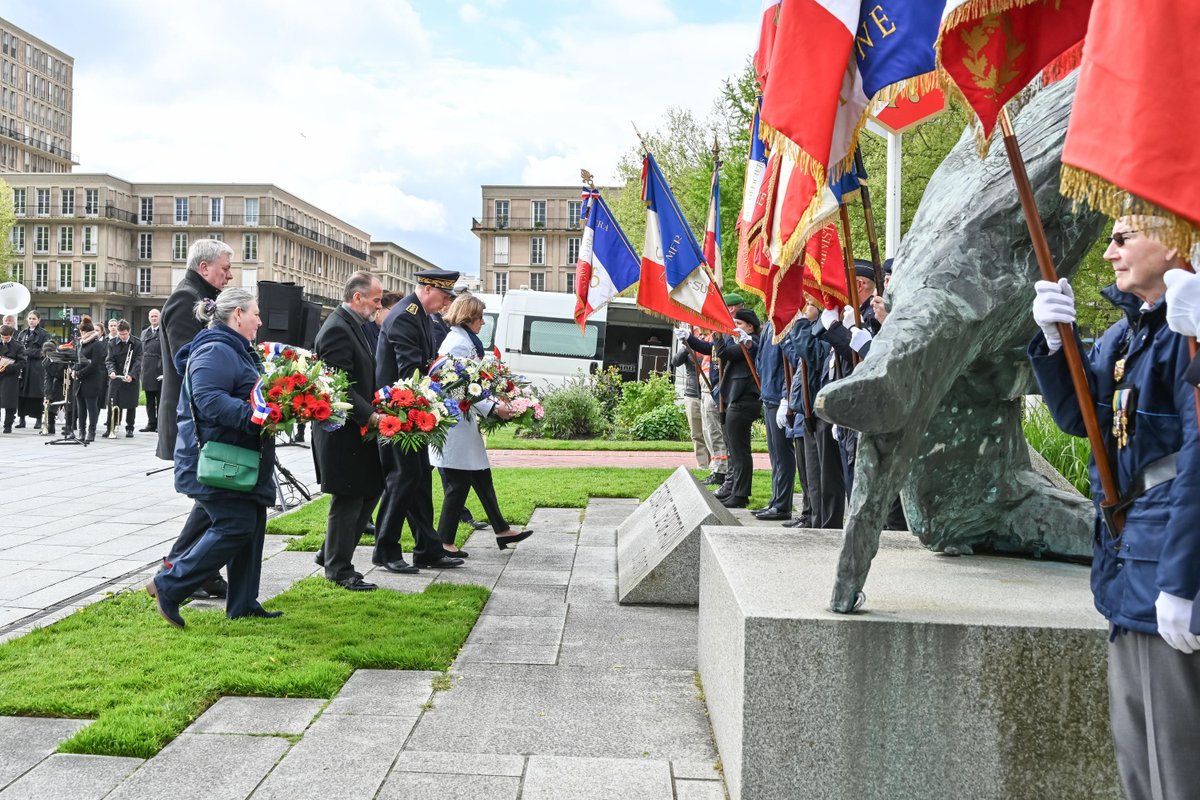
left=0, top=281, right=31, bottom=317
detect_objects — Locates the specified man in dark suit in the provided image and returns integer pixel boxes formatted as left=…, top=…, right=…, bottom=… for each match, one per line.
left=312, top=272, right=385, bottom=590
left=139, top=309, right=163, bottom=432
left=156, top=239, right=234, bottom=598
left=374, top=269, right=464, bottom=571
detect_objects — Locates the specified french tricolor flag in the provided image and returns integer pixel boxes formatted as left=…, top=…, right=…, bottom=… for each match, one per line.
left=573, top=186, right=640, bottom=332
left=702, top=158, right=723, bottom=292
left=636, top=153, right=734, bottom=332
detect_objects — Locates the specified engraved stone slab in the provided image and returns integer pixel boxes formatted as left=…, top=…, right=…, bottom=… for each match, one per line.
left=617, top=466, right=739, bottom=606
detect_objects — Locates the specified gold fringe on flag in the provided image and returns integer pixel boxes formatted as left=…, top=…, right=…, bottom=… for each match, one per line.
left=1060, top=164, right=1200, bottom=262
left=941, top=0, right=1058, bottom=31
left=871, top=71, right=943, bottom=111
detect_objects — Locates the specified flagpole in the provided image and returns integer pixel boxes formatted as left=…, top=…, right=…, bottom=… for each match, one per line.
left=838, top=204, right=864, bottom=329
left=998, top=107, right=1122, bottom=535
left=854, top=147, right=886, bottom=288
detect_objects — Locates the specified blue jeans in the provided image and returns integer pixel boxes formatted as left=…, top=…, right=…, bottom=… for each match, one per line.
left=156, top=496, right=266, bottom=618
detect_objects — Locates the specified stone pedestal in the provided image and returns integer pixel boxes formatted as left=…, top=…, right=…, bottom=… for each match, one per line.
left=616, top=466, right=738, bottom=606
left=698, top=527, right=1122, bottom=800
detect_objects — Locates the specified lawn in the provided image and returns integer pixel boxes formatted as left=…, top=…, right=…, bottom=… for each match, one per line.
left=482, top=426, right=769, bottom=452
left=0, top=579, right=488, bottom=758
left=269, top=467, right=786, bottom=551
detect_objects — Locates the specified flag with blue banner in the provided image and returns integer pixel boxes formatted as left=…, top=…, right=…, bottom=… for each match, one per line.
left=573, top=186, right=640, bottom=331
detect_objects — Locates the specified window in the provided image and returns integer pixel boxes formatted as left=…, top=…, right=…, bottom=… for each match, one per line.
left=9, top=224, right=22, bottom=254
left=208, top=232, right=223, bottom=242
left=139, top=196, right=153, bottom=224
left=82, top=225, right=97, bottom=254
left=58, top=225, right=72, bottom=253
left=36, top=188, right=49, bottom=215
left=494, top=272, right=508, bottom=294
left=83, top=262, right=96, bottom=291
left=493, top=235, right=509, bottom=266
left=138, top=266, right=152, bottom=294
left=60, top=187, right=73, bottom=215
left=530, top=236, right=544, bottom=266
left=531, top=200, right=546, bottom=227
left=244, top=197, right=259, bottom=226
left=530, top=272, right=545, bottom=292
left=526, top=319, right=601, bottom=358
left=12, top=188, right=24, bottom=215
left=57, top=262, right=71, bottom=291
left=10, top=263, right=22, bottom=284
left=566, top=271, right=576, bottom=295
left=84, top=188, right=98, bottom=216
left=243, top=233, right=258, bottom=261
left=34, top=262, right=48, bottom=290
left=568, top=200, right=582, bottom=228
left=138, top=232, right=152, bottom=260
left=174, top=197, right=189, bottom=223
left=567, top=236, right=581, bottom=265
left=210, top=197, right=223, bottom=224
left=34, top=225, right=48, bottom=253
left=494, top=199, right=509, bottom=228
left=172, top=232, right=188, bottom=260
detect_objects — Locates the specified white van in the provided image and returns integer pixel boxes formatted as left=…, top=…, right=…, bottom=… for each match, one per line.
left=492, top=290, right=673, bottom=387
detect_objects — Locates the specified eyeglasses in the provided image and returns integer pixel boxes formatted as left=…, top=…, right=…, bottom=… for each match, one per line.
left=1109, top=230, right=1141, bottom=247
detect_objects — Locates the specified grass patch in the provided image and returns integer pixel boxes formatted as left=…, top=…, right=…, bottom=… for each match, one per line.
left=1023, top=401, right=1091, bottom=495
left=0, top=578, right=488, bottom=758
left=483, top=426, right=768, bottom=452
left=271, top=467, right=785, bottom=551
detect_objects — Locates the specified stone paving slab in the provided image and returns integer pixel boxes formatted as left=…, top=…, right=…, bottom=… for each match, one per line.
left=455, top=643, right=560, bottom=665
left=0, top=753, right=143, bottom=800
left=0, top=717, right=93, bottom=790
left=324, top=669, right=438, bottom=717
left=505, top=550, right=576, bottom=570
left=187, top=696, right=325, bottom=735
left=249, top=713, right=416, bottom=800
left=407, top=664, right=716, bottom=761
left=377, top=771, right=521, bottom=800
left=479, top=585, right=567, bottom=617
left=576, top=525, right=617, bottom=547
left=495, top=568, right=571, bottom=587
left=106, top=734, right=290, bottom=800
left=392, top=751, right=525, bottom=776
left=671, top=759, right=723, bottom=781
left=559, top=604, right=698, bottom=670
left=522, top=755, right=674, bottom=800
left=527, top=508, right=583, bottom=533
left=675, top=778, right=727, bottom=800
left=467, top=614, right=565, bottom=646
left=564, top=576, right=616, bottom=606
left=431, top=562, right=505, bottom=589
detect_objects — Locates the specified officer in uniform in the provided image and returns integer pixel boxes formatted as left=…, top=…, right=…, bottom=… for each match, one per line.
left=374, top=269, right=464, bottom=572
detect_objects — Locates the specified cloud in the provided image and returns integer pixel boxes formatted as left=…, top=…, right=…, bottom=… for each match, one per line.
left=459, top=3, right=482, bottom=24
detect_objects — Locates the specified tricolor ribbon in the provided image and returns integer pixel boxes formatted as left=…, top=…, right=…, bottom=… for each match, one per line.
left=374, top=386, right=393, bottom=404
left=250, top=378, right=270, bottom=426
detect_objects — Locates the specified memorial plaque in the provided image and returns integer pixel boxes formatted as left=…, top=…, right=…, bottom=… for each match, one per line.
left=616, top=465, right=739, bottom=605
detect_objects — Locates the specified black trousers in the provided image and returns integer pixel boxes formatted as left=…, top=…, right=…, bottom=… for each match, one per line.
left=157, top=498, right=266, bottom=619
left=323, top=491, right=380, bottom=581
left=437, top=468, right=508, bottom=544
left=762, top=402, right=795, bottom=512
left=722, top=398, right=759, bottom=500
left=802, top=417, right=845, bottom=528
left=145, top=389, right=160, bottom=429
left=165, top=501, right=222, bottom=582
left=375, top=443, right=442, bottom=564
left=437, top=468, right=476, bottom=523
left=791, top=435, right=813, bottom=522
left=77, top=394, right=100, bottom=435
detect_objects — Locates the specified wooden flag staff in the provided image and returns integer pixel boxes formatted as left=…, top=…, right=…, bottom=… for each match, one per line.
left=998, top=107, right=1122, bottom=535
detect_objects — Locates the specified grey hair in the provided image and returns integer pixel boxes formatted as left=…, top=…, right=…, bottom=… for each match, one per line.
left=343, top=270, right=380, bottom=303
left=186, top=238, right=235, bottom=271
left=194, top=287, right=256, bottom=328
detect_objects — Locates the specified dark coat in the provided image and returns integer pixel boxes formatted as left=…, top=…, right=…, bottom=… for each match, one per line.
left=1029, top=286, right=1200, bottom=634
left=0, top=337, right=23, bottom=409
left=671, top=344, right=700, bottom=399
left=140, top=325, right=164, bottom=388
left=173, top=324, right=277, bottom=506
left=376, top=292, right=435, bottom=387
left=687, top=333, right=760, bottom=406
left=786, top=319, right=832, bottom=438
left=105, top=336, right=143, bottom=409
left=429, top=313, right=450, bottom=353
left=73, top=334, right=105, bottom=399
left=16, top=325, right=50, bottom=399
left=157, top=269, right=220, bottom=460
left=312, top=305, right=383, bottom=497
left=754, top=321, right=794, bottom=406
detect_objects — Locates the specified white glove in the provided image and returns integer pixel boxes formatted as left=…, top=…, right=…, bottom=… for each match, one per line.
left=734, top=328, right=752, bottom=344
left=673, top=327, right=689, bottom=342
left=820, top=308, right=840, bottom=330
left=1164, top=268, right=1200, bottom=338
left=774, top=402, right=788, bottom=429
left=1032, top=278, right=1076, bottom=353
left=842, top=305, right=856, bottom=327
left=1155, top=591, right=1200, bottom=653
left=849, top=326, right=873, bottom=354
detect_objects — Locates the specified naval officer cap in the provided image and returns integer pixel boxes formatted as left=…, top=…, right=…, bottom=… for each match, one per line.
left=883, top=258, right=894, bottom=275
left=415, top=269, right=462, bottom=294
left=853, top=259, right=877, bottom=283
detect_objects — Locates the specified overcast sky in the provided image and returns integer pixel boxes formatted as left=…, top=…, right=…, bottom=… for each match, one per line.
left=11, top=0, right=756, bottom=275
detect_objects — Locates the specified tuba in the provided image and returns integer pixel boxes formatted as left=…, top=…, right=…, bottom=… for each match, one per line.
left=0, top=281, right=30, bottom=317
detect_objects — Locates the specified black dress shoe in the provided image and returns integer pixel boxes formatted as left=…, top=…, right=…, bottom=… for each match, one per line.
left=15, top=419, right=25, bottom=428
left=749, top=506, right=770, bottom=514
left=125, top=430, right=134, bottom=438
left=701, top=472, right=726, bottom=486
left=232, top=607, right=284, bottom=619
left=377, top=559, right=420, bottom=574
left=363, top=522, right=377, bottom=536
left=414, top=555, right=464, bottom=569
left=139, top=426, right=156, bottom=432
left=713, top=490, right=732, bottom=501
left=314, top=552, right=325, bottom=568
left=146, top=579, right=184, bottom=629
left=444, top=548, right=469, bottom=558
left=199, top=574, right=228, bottom=599
left=335, top=576, right=377, bottom=591
left=720, top=496, right=749, bottom=509
left=756, top=510, right=791, bottom=521
left=469, top=520, right=490, bottom=531
left=495, top=529, right=534, bottom=550
left=783, top=518, right=809, bottom=528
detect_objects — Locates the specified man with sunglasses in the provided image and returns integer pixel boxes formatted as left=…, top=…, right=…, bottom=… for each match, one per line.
left=1028, top=218, right=1200, bottom=799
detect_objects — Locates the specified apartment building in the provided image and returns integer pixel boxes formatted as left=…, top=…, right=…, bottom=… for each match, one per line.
left=4, top=174, right=387, bottom=340
left=472, top=185, right=597, bottom=296
left=370, top=241, right=438, bottom=297
left=0, top=17, right=74, bottom=173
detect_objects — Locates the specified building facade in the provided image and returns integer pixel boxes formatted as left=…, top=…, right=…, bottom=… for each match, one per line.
left=370, top=241, right=439, bottom=297
left=472, top=185, right=592, bottom=297
left=4, top=174, right=380, bottom=340
left=0, top=17, right=74, bottom=173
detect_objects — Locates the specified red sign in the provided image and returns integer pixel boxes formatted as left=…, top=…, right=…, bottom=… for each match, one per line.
left=871, top=86, right=946, bottom=135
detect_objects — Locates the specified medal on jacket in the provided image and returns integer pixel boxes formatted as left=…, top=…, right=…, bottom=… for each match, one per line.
left=1112, top=387, right=1135, bottom=448
left=1113, top=358, right=1126, bottom=383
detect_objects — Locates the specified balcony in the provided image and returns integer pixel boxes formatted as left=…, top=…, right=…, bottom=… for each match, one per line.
left=471, top=216, right=582, bottom=232
left=0, top=125, right=79, bottom=164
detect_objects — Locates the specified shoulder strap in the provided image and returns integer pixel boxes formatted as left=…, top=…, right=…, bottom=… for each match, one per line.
left=185, top=347, right=263, bottom=454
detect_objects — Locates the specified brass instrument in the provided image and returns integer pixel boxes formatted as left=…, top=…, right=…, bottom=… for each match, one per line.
left=106, top=341, right=134, bottom=439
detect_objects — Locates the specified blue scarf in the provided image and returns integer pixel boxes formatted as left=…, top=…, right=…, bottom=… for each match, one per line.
left=463, top=326, right=486, bottom=358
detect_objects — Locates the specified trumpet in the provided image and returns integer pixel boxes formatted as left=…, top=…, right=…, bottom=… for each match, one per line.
left=106, top=343, right=134, bottom=439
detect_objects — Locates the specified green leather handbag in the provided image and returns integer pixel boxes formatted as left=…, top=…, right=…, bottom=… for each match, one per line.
left=186, top=369, right=261, bottom=492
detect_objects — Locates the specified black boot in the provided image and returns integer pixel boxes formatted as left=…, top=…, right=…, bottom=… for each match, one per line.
left=15, top=417, right=25, bottom=428
left=86, top=428, right=96, bottom=442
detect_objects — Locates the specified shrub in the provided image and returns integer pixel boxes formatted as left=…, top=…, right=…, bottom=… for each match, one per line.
left=1022, top=400, right=1091, bottom=495
left=589, top=365, right=625, bottom=422
left=541, top=386, right=608, bottom=439
left=629, top=403, right=688, bottom=441
left=616, top=372, right=679, bottom=428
